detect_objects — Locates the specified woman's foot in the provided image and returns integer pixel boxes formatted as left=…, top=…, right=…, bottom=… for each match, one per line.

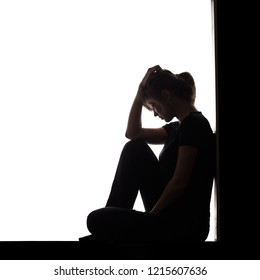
left=79, top=234, right=115, bottom=244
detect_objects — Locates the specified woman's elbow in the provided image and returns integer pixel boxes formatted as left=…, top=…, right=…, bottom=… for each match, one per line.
left=125, top=131, right=131, bottom=139
left=125, top=133, right=137, bottom=140
left=125, top=130, right=138, bottom=139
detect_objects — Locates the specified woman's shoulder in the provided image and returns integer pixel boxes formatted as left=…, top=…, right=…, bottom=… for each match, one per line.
left=162, top=121, right=180, bottom=136
left=163, top=120, right=180, bottom=129
left=182, top=111, right=212, bottom=132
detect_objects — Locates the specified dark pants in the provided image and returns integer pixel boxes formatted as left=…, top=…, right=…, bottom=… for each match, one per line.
left=87, top=139, right=205, bottom=242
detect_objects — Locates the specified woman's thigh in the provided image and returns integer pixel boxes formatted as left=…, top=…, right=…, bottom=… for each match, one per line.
left=87, top=207, right=165, bottom=242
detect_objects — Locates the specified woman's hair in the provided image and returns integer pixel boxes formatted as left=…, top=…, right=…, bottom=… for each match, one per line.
left=141, top=69, right=196, bottom=105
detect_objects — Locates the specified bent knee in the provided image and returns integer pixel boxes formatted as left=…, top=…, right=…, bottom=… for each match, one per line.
left=87, top=207, right=133, bottom=235
left=87, top=207, right=118, bottom=235
left=123, top=138, right=150, bottom=154
left=87, top=208, right=105, bottom=234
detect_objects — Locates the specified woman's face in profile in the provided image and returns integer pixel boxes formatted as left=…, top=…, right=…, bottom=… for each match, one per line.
left=144, top=96, right=174, bottom=122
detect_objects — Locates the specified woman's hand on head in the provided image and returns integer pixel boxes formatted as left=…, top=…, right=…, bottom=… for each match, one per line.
left=141, top=65, right=162, bottom=87
left=136, top=65, right=162, bottom=101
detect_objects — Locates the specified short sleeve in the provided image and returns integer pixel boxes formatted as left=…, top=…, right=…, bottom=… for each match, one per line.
left=162, top=121, right=180, bottom=140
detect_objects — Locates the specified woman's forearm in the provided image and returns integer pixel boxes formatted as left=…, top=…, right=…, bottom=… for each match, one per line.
left=125, top=95, right=143, bottom=139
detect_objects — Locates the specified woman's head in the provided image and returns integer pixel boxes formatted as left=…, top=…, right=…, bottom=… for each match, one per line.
left=140, top=68, right=196, bottom=109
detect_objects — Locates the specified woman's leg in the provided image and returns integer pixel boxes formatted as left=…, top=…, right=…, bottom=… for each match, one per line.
left=105, top=139, right=165, bottom=211
left=86, top=139, right=167, bottom=242
left=84, top=140, right=207, bottom=242
left=87, top=207, right=199, bottom=242
left=87, top=207, right=163, bottom=242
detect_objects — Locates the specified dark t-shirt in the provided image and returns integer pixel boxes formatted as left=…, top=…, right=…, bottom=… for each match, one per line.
left=159, top=111, right=215, bottom=232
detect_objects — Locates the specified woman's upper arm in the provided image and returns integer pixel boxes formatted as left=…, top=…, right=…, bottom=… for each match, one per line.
left=170, top=145, right=198, bottom=187
left=129, top=127, right=168, bottom=144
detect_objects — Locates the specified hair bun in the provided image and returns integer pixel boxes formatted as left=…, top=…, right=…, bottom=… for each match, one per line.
left=176, top=72, right=195, bottom=86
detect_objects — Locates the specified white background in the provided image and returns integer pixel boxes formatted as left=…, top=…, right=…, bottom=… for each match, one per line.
left=0, top=0, right=216, bottom=241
